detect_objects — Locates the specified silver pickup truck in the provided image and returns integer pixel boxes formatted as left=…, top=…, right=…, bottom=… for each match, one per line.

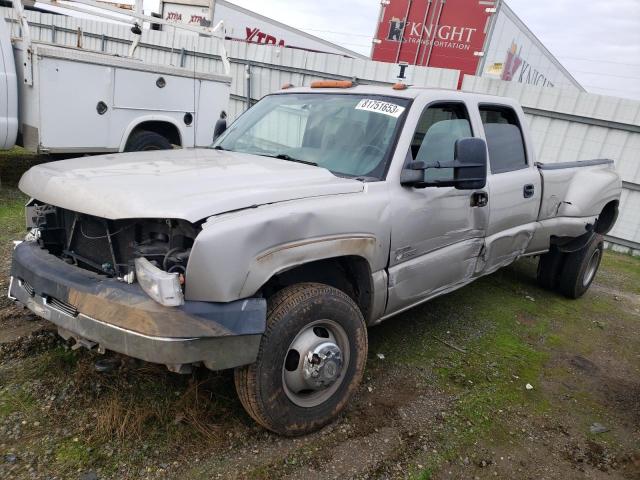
left=8, top=83, right=621, bottom=435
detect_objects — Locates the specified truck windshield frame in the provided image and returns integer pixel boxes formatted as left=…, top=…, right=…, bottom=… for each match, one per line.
left=213, top=93, right=412, bottom=181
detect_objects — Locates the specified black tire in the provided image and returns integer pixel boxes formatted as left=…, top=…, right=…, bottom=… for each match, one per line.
left=536, top=245, right=565, bottom=290
left=558, top=236, right=604, bottom=299
left=234, top=283, right=368, bottom=436
left=124, top=130, right=172, bottom=151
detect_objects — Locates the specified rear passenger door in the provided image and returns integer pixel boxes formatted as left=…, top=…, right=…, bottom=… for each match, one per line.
left=479, top=104, right=541, bottom=274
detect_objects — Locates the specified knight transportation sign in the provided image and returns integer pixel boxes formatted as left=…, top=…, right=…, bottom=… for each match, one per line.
left=371, top=0, right=582, bottom=90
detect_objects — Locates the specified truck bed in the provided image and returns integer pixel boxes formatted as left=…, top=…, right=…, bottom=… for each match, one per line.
left=536, top=159, right=621, bottom=222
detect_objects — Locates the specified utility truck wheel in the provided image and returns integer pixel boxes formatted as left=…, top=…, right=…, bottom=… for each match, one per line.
left=234, top=283, right=367, bottom=436
left=536, top=246, right=565, bottom=290
left=124, top=130, right=172, bottom=151
left=558, top=236, right=604, bottom=299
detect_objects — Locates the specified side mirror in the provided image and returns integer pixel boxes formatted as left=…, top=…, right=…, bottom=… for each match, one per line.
left=212, top=111, right=228, bottom=141
left=400, top=137, right=487, bottom=190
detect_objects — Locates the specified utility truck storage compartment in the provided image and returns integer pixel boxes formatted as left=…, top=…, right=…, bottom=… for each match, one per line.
left=12, top=43, right=229, bottom=153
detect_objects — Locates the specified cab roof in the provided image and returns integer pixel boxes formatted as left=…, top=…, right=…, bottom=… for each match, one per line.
left=276, top=84, right=521, bottom=108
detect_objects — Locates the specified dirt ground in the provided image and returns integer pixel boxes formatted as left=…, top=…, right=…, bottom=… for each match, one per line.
left=1, top=171, right=639, bottom=479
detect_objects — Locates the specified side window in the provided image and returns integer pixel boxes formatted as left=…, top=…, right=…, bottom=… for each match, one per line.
left=410, top=103, right=473, bottom=182
left=479, top=105, right=527, bottom=174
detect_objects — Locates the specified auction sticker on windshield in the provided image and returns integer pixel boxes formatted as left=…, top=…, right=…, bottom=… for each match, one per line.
left=355, top=99, right=405, bottom=118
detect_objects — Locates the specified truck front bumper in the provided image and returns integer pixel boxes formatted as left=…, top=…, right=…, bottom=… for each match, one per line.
left=8, top=241, right=267, bottom=372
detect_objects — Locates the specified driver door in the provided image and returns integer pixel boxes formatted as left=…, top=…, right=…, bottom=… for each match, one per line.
left=386, top=102, right=489, bottom=314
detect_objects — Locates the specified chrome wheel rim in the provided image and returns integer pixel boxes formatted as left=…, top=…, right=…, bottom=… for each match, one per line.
left=583, top=248, right=601, bottom=287
left=282, top=319, right=350, bottom=408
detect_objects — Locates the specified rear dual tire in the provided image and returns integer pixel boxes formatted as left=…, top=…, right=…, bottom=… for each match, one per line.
left=537, top=235, right=604, bottom=299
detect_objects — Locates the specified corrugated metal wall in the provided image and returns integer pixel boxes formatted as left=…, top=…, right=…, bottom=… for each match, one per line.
left=462, top=75, right=640, bottom=252
left=1, top=7, right=460, bottom=121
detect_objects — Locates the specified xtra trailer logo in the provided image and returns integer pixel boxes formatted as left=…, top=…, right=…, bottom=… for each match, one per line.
left=386, top=17, right=477, bottom=51
left=245, top=27, right=286, bottom=47
left=501, top=42, right=555, bottom=88
left=165, top=11, right=208, bottom=26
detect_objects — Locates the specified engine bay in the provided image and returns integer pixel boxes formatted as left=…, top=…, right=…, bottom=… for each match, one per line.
left=26, top=201, right=200, bottom=283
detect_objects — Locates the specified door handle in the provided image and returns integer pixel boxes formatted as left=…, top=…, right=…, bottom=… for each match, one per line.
left=523, top=184, right=535, bottom=198
left=471, top=191, right=488, bottom=207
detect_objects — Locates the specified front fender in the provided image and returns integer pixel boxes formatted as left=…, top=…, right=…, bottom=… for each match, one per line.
left=183, top=191, right=391, bottom=303
left=240, top=234, right=377, bottom=298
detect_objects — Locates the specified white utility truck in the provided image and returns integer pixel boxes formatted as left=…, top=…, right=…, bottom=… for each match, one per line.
left=0, top=0, right=230, bottom=153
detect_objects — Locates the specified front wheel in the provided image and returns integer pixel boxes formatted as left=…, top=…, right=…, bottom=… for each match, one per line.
left=234, top=283, right=368, bottom=436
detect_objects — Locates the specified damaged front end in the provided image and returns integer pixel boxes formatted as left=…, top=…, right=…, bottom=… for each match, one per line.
left=9, top=201, right=266, bottom=373
left=25, top=200, right=196, bottom=291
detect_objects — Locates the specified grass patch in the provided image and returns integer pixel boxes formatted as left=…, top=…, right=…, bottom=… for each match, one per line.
left=0, top=387, right=37, bottom=419
left=600, top=251, right=640, bottom=295
left=0, top=148, right=41, bottom=188
left=0, top=187, right=27, bottom=246
left=0, top=346, right=80, bottom=385
left=54, top=438, right=93, bottom=470
left=0, top=147, right=36, bottom=158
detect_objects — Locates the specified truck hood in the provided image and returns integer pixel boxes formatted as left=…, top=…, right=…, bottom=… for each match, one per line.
left=19, top=149, right=364, bottom=222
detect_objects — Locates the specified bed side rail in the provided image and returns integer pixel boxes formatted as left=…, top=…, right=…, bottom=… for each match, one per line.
left=536, top=159, right=614, bottom=170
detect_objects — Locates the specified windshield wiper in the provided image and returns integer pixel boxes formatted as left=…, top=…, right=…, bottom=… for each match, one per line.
left=213, top=145, right=227, bottom=151
left=263, top=153, right=318, bottom=167
left=353, top=176, right=378, bottom=182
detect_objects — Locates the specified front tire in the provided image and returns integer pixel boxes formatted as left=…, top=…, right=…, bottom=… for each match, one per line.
left=558, top=236, right=604, bottom=299
left=234, top=283, right=368, bottom=436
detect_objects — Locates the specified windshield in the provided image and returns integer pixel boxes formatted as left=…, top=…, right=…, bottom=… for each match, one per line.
left=213, top=93, right=411, bottom=180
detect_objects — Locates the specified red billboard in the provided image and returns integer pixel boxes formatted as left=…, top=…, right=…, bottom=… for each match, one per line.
left=371, top=0, right=495, bottom=76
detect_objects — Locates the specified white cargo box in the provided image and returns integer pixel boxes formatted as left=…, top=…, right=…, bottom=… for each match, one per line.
left=12, top=40, right=230, bottom=153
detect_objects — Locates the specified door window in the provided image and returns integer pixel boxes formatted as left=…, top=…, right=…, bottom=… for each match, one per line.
left=410, top=103, right=473, bottom=182
left=479, top=105, right=527, bottom=173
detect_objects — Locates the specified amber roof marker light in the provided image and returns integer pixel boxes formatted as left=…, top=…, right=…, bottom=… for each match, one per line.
left=310, top=80, right=354, bottom=88
left=392, top=82, right=408, bottom=90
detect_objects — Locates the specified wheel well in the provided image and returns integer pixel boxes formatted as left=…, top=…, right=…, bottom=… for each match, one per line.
left=260, top=256, right=374, bottom=322
left=595, top=200, right=619, bottom=234
left=129, top=121, right=181, bottom=146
